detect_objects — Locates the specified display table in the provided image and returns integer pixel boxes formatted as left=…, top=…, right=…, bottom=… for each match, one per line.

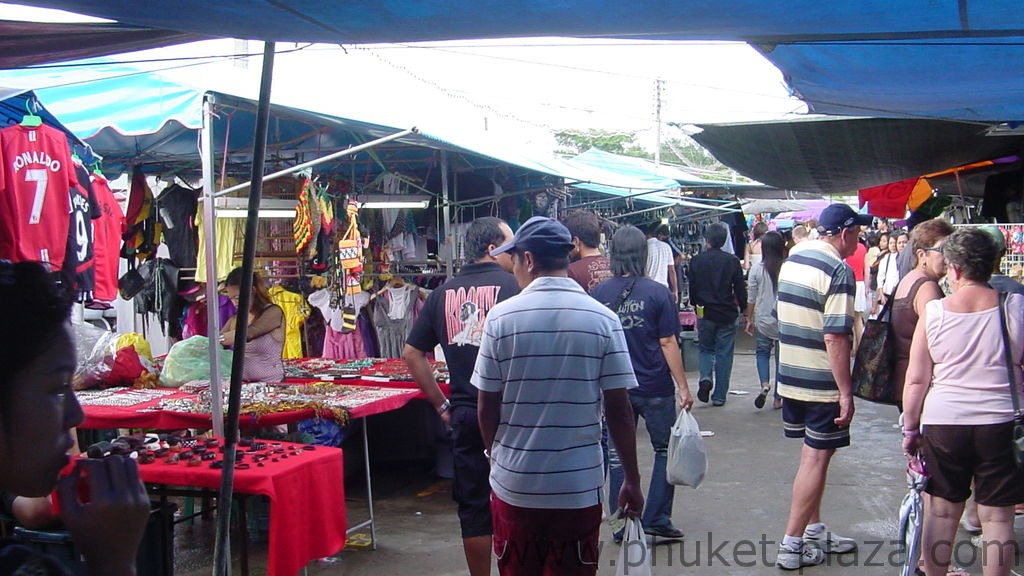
left=77, top=384, right=420, bottom=430
left=282, top=357, right=451, bottom=398
left=76, top=381, right=421, bottom=554
left=138, top=439, right=344, bottom=576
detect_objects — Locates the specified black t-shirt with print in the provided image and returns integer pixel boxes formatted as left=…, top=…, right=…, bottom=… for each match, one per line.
left=406, top=262, right=520, bottom=408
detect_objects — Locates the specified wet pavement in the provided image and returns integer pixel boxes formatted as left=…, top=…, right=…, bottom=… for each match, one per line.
left=174, top=331, right=1019, bottom=575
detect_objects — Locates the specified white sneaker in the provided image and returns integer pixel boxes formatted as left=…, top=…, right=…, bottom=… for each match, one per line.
left=776, top=542, right=825, bottom=570
left=803, top=525, right=857, bottom=554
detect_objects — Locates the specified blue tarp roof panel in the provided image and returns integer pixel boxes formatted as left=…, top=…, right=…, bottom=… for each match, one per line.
left=14, top=1, right=1024, bottom=122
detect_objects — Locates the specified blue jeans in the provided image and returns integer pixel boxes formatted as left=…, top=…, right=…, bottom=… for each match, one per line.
left=608, top=395, right=677, bottom=531
left=697, top=317, right=737, bottom=404
left=755, top=332, right=781, bottom=401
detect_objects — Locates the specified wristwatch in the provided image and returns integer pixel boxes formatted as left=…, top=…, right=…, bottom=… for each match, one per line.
left=437, top=399, right=451, bottom=415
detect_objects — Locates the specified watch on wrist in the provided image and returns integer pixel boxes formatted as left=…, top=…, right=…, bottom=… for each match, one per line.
left=437, top=399, right=451, bottom=415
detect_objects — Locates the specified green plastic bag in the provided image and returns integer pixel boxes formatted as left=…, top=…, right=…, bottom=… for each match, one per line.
left=159, top=336, right=233, bottom=388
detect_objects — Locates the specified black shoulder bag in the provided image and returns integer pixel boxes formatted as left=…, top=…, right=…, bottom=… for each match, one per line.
left=996, top=292, right=1024, bottom=468
left=607, top=277, right=638, bottom=316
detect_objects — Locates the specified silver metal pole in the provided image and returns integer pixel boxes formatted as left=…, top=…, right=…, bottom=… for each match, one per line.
left=210, top=129, right=418, bottom=198
left=440, top=150, right=452, bottom=280
left=200, top=94, right=224, bottom=438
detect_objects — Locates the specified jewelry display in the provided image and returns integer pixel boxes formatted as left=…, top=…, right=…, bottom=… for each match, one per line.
left=77, top=388, right=177, bottom=407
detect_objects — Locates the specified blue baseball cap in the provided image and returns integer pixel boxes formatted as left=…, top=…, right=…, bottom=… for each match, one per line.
left=817, top=204, right=874, bottom=236
left=491, top=216, right=575, bottom=257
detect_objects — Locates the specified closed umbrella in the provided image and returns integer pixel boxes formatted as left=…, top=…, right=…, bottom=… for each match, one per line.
left=898, top=457, right=928, bottom=576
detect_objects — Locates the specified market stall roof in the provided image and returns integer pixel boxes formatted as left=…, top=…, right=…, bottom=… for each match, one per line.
left=0, top=64, right=689, bottom=200
left=690, top=117, right=1024, bottom=196
left=9, top=1, right=1024, bottom=122
left=0, top=87, right=82, bottom=143
left=0, top=19, right=205, bottom=69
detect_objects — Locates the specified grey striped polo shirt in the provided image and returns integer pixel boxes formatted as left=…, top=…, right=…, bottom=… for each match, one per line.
left=472, top=275, right=637, bottom=509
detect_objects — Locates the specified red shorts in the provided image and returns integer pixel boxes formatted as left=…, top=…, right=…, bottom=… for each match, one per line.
left=491, top=495, right=602, bottom=576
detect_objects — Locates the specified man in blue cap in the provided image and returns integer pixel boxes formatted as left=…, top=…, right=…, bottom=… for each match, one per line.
left=472, top=216, right=644, bottom=576
left=774, top=203, right=872, bottom=570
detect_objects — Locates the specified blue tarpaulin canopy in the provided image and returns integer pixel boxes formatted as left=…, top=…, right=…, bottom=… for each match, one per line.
left=10, top=1, right=1024, bottom=122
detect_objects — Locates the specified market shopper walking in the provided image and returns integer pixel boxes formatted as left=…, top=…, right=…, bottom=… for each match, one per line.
left=645, top=224, right=678, bottom=302
left=592, top=226, right=693, bottom=541
left=689, top=222, right=746, bottom=406
left=902, top=227, right=1024, bottom=576
left=745, top=230, right=785, bottom=410
left=0, top=261, right=150, bottom=575
left=774, top=203, right=872, bottom=570
left=562, top=209, right=612, bottom=294
left=473, top=216, right=644, bottom=576
left=403, top=217, right=519, bottom=576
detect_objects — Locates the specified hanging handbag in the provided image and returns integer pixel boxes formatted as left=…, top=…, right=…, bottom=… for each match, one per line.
left=338, top=200, right=362, bottom=270
left=852, top=292, right=897, bottom=404
left=995, top=292, right=1024, bottom=468
left=117, top=258, right=154, bottom=300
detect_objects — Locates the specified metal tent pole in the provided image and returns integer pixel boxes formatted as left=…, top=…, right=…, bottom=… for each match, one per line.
left=441, top=150, right=452, bottom=280
left=213, top=41, right=275, bottom=576
left=200, top=93, right=225, bottom=439
left=211, top=128, right=418, bottom=199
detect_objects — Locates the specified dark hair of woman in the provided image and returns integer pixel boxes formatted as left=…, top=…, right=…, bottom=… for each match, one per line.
left=760, top=231, right=786, bottom=292
left=609, top=226, right=648, bottom=278
left=464, top=217, right=507, bottom=261
left=942, top=227, right=998, bottom=283
left=224, top=267, right=275, bottom=314
left=751, top=221, right=769, bottom=241
left=0, top=261, right=72, bottom=398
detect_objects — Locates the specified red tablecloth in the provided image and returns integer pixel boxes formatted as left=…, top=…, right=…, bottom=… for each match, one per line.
left=139, top=439, right=345, bottom=576
left=78, top=384, right=420, bottom=430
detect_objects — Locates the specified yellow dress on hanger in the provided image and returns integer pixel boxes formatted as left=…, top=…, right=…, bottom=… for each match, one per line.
left=194, top=207, right=240, bottom=284
left=268, top=285, right=310, bottom=358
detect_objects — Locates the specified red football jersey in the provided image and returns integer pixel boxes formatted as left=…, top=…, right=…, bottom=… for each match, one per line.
left=0, top=124, right=78, bottom=268
left=89, top=172, right=126, bottom=302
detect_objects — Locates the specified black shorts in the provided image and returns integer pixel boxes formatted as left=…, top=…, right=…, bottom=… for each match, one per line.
left=921, top=422, right=1024, bottom=507
left=451, top=405, right=492, bottom=538
left=782, top=398, right=850, bottom=450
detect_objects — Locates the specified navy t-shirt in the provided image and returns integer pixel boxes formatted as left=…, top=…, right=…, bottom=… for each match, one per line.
left=592, top=275, right=680, bottom=397
left=406, top=262, right=520, bottom=408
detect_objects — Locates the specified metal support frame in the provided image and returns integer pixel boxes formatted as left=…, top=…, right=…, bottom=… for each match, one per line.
left=211, top=129, right=418, bottom=199
left=200, top=93, right=225, bottom=438
left=345, top=420, right=377, bottom=550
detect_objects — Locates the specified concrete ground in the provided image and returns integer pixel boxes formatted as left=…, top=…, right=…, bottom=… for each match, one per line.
left=175, top=331, right=1021, bottom=575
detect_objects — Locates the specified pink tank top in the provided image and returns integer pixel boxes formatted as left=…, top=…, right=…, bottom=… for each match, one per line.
left=922, top=295, right=1024, bottom=425
left=242, top=330, right=284, bottom=382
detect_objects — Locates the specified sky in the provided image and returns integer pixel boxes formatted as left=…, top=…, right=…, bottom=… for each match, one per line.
left=0, top=3, right=807, bottom=155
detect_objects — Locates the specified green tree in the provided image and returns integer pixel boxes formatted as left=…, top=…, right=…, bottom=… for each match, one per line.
left=554, top=129, right=639, bottom=156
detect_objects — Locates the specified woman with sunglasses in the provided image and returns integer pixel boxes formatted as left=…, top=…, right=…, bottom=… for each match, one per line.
left=902, top=228, right=1024, bottom=576
left=889, top=219, right=954, bottom=410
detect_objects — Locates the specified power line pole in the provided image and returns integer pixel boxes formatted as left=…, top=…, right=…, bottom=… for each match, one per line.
left=654, top=78, right=664, bottom=167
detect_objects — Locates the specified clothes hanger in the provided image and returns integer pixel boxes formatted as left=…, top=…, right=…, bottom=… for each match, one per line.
left=20, top=98, right=42, bottom=127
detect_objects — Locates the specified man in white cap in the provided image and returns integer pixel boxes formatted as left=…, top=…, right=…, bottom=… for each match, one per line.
left=473, top=216, right=643, bottom=576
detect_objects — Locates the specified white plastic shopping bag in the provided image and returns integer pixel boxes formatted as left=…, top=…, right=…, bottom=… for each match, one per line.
left=666, top=409, right=707, bottom=487
left=616, top=517, right=652, bottom=576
